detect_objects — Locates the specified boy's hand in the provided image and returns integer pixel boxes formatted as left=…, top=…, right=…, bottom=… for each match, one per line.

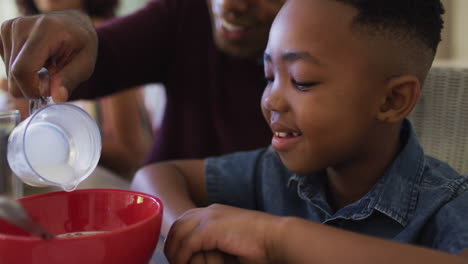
left=164, top=204, right=280, bottom=264
left=0, top=10, right=97, bottom=102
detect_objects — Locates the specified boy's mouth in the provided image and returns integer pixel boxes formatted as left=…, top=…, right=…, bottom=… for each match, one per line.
left=274, top=131, right=302, bottom=138
left=272, top=130, right=303, bottom=151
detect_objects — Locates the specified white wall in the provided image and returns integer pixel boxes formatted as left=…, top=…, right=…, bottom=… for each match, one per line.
left=0, top=1, right=17, bottom=19
left=0, top=0, right=19, bottom=78
left=118, top=0, right=148, bottom=16
left=450, top=0, right=468, bottom=62
left=433, top=0, right=468, bottom=66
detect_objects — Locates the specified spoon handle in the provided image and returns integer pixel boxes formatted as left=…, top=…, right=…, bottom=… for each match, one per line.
left=0, top=196, right=53, bottom=239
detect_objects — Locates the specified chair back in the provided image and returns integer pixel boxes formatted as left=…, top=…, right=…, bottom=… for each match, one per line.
left=408, top=66, right=468, bottom=174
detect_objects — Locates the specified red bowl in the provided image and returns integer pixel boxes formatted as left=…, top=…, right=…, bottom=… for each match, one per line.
left=0, top=189, right=163, bottom=264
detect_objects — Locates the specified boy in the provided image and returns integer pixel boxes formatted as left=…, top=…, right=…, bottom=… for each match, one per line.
left=132, top=0, right=468, bottom=263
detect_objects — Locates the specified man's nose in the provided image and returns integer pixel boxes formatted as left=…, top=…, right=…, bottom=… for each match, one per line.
left=221, top=0, right=250, bottom=13
left=221, top=0, right=256, bottom=20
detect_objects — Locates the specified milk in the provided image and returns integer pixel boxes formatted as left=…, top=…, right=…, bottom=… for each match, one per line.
left=34, top=163, right=79, bottom=191
left=25, top=122, right=70, bottom=167
left=24, top=122, right=79, bottom=191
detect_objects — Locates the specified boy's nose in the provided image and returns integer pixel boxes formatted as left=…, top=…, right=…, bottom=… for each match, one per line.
left=262, top=87, right=289, bottom=113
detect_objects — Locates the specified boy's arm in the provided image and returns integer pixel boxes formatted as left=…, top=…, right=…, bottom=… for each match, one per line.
left=130, top=159, right=207, bottom=236
left=273, top=217, right=468, bottom=264
left=164, top=205, right=468, bottom=264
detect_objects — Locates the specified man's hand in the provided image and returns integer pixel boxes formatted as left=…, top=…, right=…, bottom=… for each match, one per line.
left=164, top=204, right=281, bottom=264
left=0, top=10, right=97, bottom=102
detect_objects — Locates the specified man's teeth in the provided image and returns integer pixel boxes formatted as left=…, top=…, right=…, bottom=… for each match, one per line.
left=222, top=20, right=245, bottom=32
left=275, top=132, right=300, bottom=138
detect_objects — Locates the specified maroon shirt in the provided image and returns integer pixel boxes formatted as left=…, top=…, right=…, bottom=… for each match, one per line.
left=72, top=0, right=271, bottom=163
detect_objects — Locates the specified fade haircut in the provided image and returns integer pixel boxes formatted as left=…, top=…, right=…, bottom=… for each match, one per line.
left=335, top=0, right=444, bottom=55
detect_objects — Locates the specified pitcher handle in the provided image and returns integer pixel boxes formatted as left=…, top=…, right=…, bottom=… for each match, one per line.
left=29, top=68, right=54, bottom=115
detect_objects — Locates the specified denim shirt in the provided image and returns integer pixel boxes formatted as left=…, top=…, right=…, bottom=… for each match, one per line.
left=205, top=121, right=468, bottom=254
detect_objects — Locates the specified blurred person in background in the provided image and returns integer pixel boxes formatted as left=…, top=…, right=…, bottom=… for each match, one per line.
left=0, top=0, right=153, bottom=179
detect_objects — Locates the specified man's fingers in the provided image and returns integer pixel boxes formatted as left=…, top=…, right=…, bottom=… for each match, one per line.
left=49, top=75, right=68, bottom=102
left=8, top=76, right=22, bottom=97
left=50, top=48, right=95, bottom=102
left=4, top=13, right=96, bottom=100
left=3, top=16, right=50, bottom=98
left=11, top=19, right=44, bottom=98
left=1, top=19, right=13, bottom=76
left=2, top=17, right=41, bottom=98
left=10, top=17, right=64, bottom=98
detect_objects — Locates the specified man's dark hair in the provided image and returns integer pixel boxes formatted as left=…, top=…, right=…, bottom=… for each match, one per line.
left=335, top=0, right=445, bottom=54
left=15, top=0, right=119, bottom=19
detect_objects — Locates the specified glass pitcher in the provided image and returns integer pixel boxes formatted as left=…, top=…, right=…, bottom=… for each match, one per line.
left=7, top=98, right=101, bottom=192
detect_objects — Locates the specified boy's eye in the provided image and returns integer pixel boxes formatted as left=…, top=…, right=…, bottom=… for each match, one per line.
left=292, top=79, right=318, bottom=91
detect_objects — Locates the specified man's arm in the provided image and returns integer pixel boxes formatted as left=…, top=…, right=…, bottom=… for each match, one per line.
left=72, top=0, right=174, bottom=99
left=130, top=159, right=208, bottom=236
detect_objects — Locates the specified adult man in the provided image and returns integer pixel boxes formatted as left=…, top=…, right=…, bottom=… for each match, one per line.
left=0, top=0, right=285, bottom=164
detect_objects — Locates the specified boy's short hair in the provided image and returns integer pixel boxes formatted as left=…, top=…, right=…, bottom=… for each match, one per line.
left=336, top=0, right=444, bottom=54
left=334, top=0, right=444, bottom=83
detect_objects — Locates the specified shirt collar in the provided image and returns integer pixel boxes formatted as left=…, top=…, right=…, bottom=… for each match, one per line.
left=289, top=120, right=425, bottom=226
left=373, top=120, right=425, bottom=226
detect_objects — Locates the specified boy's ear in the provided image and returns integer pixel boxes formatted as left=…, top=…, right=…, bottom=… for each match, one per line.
left=377, top=75, right=420, bottom=123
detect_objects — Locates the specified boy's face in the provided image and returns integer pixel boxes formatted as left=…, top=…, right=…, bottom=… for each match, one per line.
left=207, top=0, right=285, bottom=59
left=262, top=0, right=389, bottom=174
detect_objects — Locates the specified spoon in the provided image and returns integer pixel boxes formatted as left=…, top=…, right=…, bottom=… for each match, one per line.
left=0, top=196, right=54, bottom=239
